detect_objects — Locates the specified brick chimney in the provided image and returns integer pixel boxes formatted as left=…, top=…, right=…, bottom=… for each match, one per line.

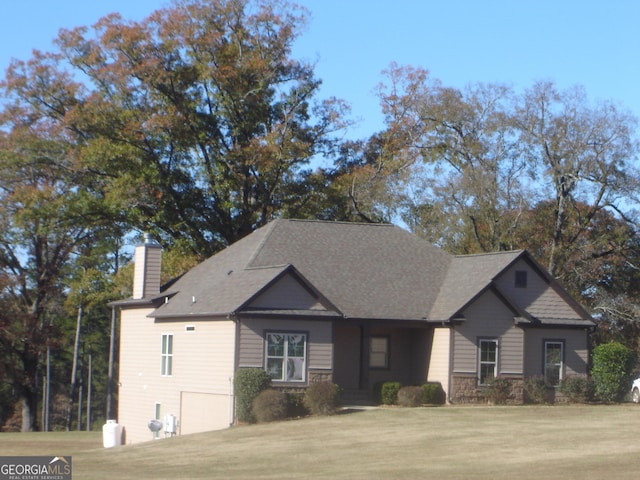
left=132, top=233, right=162, bottom=299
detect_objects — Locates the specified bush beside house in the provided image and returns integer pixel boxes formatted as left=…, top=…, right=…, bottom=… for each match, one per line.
left=422, top=383, right=446, bottom=405
left=397, top=386, right=424, bottom=407
left=559, top=375, right=595, bottom=403
left=234, top=368, right=273, bottom=423
left=483, top=377, right=514, bottom=405
left=252, top=389, right=288, bottom=423
left=591, top=342, right=632, bottom=403
left=303, top=382, right=341, bottom=415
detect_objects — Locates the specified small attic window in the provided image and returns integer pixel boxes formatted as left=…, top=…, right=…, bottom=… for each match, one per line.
left=515, top=270, right=528, bottom=288
left=185, top=325, right=196, bottom=333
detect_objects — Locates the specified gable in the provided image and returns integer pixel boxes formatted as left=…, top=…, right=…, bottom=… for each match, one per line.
left=494, top=258, right=584, bottom=320
left=453, top=288, right=524, bottom=375
left=245, top=272, right=328, bottom=311
left=428, top=251, right=523, bottom=321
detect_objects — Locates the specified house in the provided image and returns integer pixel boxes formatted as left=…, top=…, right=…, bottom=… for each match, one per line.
left=112, top=219, right=594, bottom=444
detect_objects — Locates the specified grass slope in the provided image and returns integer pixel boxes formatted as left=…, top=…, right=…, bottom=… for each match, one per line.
left=2, top=405, right=640, bottom=479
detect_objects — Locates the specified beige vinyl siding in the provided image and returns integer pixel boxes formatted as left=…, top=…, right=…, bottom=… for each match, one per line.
left=180, top=391, right=233, bottom=435
left=118, top=306, right=157, bottom=444
left=118, top=309, right=236, bottom=444
left=238, top=318, right=333, bottom=372
left=247, top=273, right=326, bottom=310
left=452, top=289, right=524, bottom=376
left=427, top=327, right=451, bottom=397
left=495, top=259, right=581, bottom=319
left=524, top=328, right=590, bottom=378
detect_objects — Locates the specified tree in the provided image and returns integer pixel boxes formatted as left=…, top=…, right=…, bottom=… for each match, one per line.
left=515, top=81, right=640, bottom=278
left=365, top=64, right=530, bottom=252
left=0, top=126, right=102, bottom=430
left=514, top=201, right=640, bottom=349
left=0, top=0, right=347, bottom=430
left=24, top=0, right=347, bottom=256
left=360, top=68, right=640, bottom=353
left=63, top=234, right=131, bottom=431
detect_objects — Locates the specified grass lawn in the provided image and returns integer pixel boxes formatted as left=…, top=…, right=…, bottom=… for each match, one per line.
left=2, top=404, right=640, bottom=479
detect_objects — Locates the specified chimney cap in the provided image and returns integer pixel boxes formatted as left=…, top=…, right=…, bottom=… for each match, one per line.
left=142, top=233, right=161, bottom=247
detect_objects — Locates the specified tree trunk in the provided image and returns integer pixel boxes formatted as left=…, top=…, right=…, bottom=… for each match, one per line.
left=20, top=387, right=38, bottom=432
left=66, top=306, right=83, bottom=431
left=548, top=175, right=572, bottom=278
left=19, top=347, right=40, bottom=432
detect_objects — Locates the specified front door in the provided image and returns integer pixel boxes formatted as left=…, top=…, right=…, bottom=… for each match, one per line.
left=332, top=325, right=361, bottom=389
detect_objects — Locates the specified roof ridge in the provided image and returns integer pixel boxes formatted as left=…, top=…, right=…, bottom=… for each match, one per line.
left=283, top=219, right=395, bottom=227
left=454, top=250, right=524, bottom=259
left=245, top=263, right=290, bottom=271
left=245, top=220, right=280, bottom=269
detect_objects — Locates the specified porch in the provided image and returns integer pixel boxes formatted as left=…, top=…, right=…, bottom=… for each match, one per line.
left=332, top=322, right=441, bottom=403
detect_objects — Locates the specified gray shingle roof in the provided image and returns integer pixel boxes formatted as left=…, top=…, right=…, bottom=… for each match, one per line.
left=146, top=219, right=592, bottom=326
left=428, top=251, right=525, bottom=321
left=246, top=220, right=451, bottom=320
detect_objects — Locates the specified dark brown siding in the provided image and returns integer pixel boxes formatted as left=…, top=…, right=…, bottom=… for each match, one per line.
left=238, top=318, right=333, bottom=373
left=453, top=290, right=524, bottom=377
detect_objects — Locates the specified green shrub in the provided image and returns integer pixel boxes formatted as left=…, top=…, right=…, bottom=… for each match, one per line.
left=252, top=389, right=288, bottom=423
left=592, top=341, right=632, bottom=403
left=234, top=368, right=272, bottom=423
left=303, top=382, right=341, bottom=415
left=397, top=386, right=424, bottom=407
left=523, top=376, right=549, bottom=404
left=380, top=382, right=402, bottom=405
left=285, top=392, right=308, bottom=418
left=422, top=383, right=446, bottom=405
left=560, top=375, right=594, bottom=403
left=484, top=377, right=512, bottom=405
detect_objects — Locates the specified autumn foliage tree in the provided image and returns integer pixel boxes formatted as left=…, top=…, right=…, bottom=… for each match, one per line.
left=0, top=0, right=348, bottom=431
left=41, top=0, right=347, bottom=256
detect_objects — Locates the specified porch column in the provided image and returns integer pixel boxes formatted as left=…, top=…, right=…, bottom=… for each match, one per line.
left=359, top=325, right=371, bottom=389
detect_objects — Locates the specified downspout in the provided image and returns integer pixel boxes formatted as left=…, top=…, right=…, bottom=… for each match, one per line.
left=230, top=313, right=240, bottom=426
left=447, top=323, right=454, bottom=405
left=106, top=305, right=118, bottom=420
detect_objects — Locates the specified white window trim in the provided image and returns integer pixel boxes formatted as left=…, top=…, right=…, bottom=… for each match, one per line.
left=161, top=333, right=173, bottom=377
left=265, top=332, right=307, bottom=383
left=478, top=339, right=499, bottom=385
left=544, top=340, right=564, bottom=387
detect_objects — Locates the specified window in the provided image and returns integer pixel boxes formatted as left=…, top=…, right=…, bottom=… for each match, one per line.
left=515, top=270, right=527, bottom=288
left=544, top=341, right=564, bottom=386
left=161, top=333, right=173, bottom=376
left=153, top=403, right=161, bottom=439
left=265, top=333, right=306, bottom=382
left=370, top=336, right=389, bottom=369
left=479, top=339, right=498, bottom=385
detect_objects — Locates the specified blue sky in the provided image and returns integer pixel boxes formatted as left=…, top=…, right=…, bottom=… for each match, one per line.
left=2, top=1, right=639, bottom=140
